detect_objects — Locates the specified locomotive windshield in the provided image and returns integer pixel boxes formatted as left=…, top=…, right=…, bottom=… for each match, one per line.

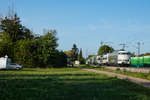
left=118, top=52, right=130, bottom=55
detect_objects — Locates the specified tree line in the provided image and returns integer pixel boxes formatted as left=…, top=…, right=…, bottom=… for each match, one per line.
left=65, top=44, right=85, bottom=64
left=0, top=14, right=67, bottom=68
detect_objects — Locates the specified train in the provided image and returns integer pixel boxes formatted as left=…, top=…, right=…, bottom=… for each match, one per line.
left=131, top=56, right=150, bottom=67
left=86, top=50, right=150, bottom=67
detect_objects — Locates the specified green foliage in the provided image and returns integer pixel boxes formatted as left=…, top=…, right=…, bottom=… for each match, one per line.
left=98, top=45, right=114, bottom=55
left=31, top=30, right=58, bottom=67
left=140, top=53, right=150, bottom=57
left=14, top=30, right=67, bottom=68
left=78, top=48, right=85, bottom=64
left=53, top=50, right=67, bottom=67
left=131, top=52, right=136, bottom=57
left=0, top=14, right=33, bottom=62
left=0, top=14, right=67, bottom=68
left=0, top=40, right=14, bottom=59
left=14, top=40, right=34, bottom=67
left=71, top=44, right=79, bottom=62
left=0, top=14, right=33, bottom=42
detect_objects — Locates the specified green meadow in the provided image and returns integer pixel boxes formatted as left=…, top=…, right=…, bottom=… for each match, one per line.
left=0, top=68, right=150, bottom=100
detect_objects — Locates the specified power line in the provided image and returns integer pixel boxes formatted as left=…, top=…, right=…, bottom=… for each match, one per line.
left=137, top=42, right=144, bottom=57
left=119, top=43, right=128, bottom=50
left=100, top=41, right=104, bottom=47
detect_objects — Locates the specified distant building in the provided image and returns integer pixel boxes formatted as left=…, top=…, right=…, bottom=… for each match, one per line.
left=75, top=60, right=80, bottom=65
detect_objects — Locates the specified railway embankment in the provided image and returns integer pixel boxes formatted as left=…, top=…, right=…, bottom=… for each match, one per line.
left=83, top=68, right=150, bottom=88
left=105, top=66, right=150, bottom=73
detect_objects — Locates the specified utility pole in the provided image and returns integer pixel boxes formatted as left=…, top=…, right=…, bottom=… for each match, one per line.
left=137, top=42, right=141, bottom=68
left=119, top=43, right=128, bottom=50
left=136, top=42, right=144, bottom=68
left=137, top=42, right=141, bottom=57
left=137, top=42, right=140, bottom=57
left=100, top=41, right=104, bottom=47
left=136, top=42, right=144, bottom=57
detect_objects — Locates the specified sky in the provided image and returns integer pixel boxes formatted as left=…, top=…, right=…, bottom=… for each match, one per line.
left=0, top=0, right=150, bottom=57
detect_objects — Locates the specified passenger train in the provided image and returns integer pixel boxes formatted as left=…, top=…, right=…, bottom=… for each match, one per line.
left=86, top=50, right=131, bottom=66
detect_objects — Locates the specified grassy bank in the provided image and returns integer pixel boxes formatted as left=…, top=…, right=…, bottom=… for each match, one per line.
left=94, top=67, right=150, bottom=80
left=0, top=68, right=150, bottom=100
left=79, top=64, right=150, bottom=80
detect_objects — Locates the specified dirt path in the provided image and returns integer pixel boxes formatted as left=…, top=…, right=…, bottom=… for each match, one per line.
left=83, top=69, right=150, bottom=88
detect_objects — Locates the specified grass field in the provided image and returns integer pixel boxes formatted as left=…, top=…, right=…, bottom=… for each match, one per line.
left=0, top=68, right=150, bottom=100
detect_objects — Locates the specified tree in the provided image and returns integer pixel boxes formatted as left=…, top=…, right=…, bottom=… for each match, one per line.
left=71, top=44, right=79, bottom=62
left=0, top=13, right=67, bottom=68
left=0, top=14, right=34, bottom=61
left=0, top=40, right=13, bottom=58
left=0, top=14, right=33, bottom=42
left=139, top=53, right=150, bottom=57
left=78, top=48, right=85, bottom=64
left=30, top=30, right=58, bottom=67
left=53, top=50, right=67, bottom=67
left=78, top=48, right=83, bottom=60
left=13, top=29, right=67, bottom=68
left=98, top=45, right=114, bottom=55
left=14, top=40, right=34, bottom=67
left=131, top=52, right=136, bottom=57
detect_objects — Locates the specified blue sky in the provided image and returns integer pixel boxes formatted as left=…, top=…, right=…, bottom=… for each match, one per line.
left=0, top=0, right=150, bottom=57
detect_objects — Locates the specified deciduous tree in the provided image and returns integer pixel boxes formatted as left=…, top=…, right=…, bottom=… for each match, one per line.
left=98, top=45, right=114, bottom=55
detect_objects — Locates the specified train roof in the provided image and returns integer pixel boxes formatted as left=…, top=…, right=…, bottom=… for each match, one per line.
left=118, top=50, right=130, bottom=53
